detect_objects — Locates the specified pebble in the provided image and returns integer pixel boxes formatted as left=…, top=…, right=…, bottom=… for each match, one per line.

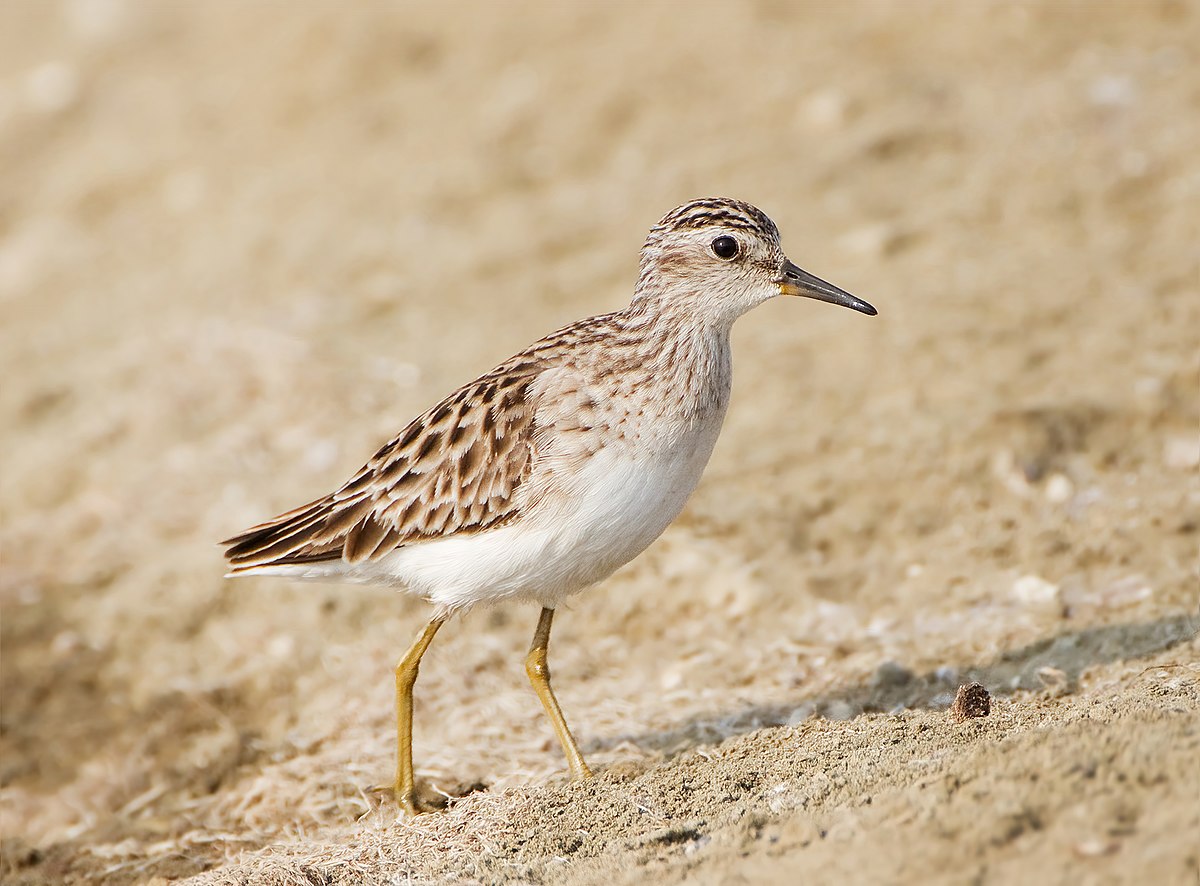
left=1072, top=838, right=1119, bottom=858
left=1044, top=473, right=1074, bottom=504
left=1163, top=435, right=1200, bottom=470
left=949, top=682, right=991, bottom=722
left=267, top=634, right=295, bottom=658
left=1011, top=574, right=1060, bottom=606
left=659, top=666, right=684, bottom=691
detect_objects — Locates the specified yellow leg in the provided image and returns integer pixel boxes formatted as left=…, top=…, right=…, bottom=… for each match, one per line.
left=393, top=616, right=445, bottom=815
left=525, top=607, right=592, bottom=780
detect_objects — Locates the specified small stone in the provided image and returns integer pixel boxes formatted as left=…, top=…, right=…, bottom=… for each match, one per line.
left=1044, top=473, right=1074, bottom=504
left=950, top=682, right=991, bottom=722
left=1072, top=838, right=1119, bottom=858
left=1163, top=435, right=1200, bottom=470
left=267, top=634, right=295, bottom=658
left=1012, top=574, right=1060, bottom=606
left=659, top=666, right=684, bottom=691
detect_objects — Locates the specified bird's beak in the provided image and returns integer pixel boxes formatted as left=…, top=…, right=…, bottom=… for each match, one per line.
left=778, top=260, right=877, bottom=316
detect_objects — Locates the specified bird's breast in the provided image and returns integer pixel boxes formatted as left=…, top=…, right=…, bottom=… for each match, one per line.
left=530, top=403, right=727, bottom=579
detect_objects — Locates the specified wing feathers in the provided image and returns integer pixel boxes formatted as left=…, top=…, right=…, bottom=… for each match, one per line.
left=221, top=356, right=545, bottom=573
left=344, top=515, right=391, bottom=563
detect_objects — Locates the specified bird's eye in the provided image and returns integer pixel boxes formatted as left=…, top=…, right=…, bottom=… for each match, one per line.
left=711, top=236, right=740, bottom=260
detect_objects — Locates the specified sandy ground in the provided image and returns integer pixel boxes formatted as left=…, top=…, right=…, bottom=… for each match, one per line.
left=2, top=1, right=1198, bottom=884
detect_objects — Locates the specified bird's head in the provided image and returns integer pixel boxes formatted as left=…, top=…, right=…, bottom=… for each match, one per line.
left=635, top=197, right=876, bottom=325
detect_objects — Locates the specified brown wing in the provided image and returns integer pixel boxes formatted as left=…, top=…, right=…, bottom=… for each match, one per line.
left=221, top=357, right=546, bottom=572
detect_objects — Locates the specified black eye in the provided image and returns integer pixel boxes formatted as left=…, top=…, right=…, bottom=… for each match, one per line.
left=711, top=236, right=739, bottom=260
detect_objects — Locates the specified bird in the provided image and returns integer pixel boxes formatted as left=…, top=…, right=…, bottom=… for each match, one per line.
left=221, top=197, right=877, bottom=814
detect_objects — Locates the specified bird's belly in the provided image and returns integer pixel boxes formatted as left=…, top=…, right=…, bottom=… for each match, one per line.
left=381, top=432, right=719, bottom=611
left=549, top=440, right=714, bottom=582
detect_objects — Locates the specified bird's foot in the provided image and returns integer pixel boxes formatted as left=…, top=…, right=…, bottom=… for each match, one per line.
left=366, top=781, right=439, bottom=816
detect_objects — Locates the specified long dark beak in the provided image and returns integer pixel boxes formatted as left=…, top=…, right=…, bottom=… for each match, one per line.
left=778, top=260, right=877, bottom=316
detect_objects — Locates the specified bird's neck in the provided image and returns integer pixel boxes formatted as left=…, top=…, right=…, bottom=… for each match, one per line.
left=614, top=301, right=734, bottom=429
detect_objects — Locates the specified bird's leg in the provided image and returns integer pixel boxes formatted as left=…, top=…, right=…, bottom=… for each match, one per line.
left=393, top=616, right=445, bottom=814
left=525, top=607, right=592, bottom=779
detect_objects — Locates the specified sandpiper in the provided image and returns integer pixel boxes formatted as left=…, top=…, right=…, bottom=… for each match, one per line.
left=222, top=197, right=876, bottom=813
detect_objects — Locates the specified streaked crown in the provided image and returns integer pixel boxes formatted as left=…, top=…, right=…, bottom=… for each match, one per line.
left=650, top=197, right=780, bottom=243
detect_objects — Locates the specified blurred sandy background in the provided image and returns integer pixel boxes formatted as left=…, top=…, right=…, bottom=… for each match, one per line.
left=1, top=1, right=1197, bottom=883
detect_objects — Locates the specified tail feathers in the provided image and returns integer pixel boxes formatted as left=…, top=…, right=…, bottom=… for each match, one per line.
left=221, top=497, right=349, bottom=572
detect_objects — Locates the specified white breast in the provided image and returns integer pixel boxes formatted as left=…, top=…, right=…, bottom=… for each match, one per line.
left=375, top=414, right=724, bottom=612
